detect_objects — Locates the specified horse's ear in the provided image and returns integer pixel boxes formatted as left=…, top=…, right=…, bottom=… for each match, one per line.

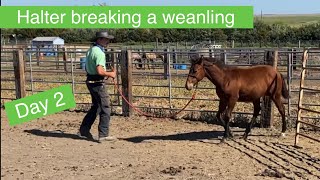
left=190, top=54, right=198, bottom=63
left=190, top=54, right=205, bottom=64
left=198, top=55, right=204, bottom=64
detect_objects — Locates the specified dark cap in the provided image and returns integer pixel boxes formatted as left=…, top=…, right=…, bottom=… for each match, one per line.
left=95, top=31, right=114, bottom=40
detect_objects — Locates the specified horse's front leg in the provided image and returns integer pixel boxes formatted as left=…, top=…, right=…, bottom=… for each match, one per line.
left=148, top=59, right=152, bottom=70
left=216, top=99, right=227, bottom=131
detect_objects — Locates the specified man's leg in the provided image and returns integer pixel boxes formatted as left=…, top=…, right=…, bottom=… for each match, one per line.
left=79, top=83, right=100, bottom=138
left=97, top=84, right=111, bottom=138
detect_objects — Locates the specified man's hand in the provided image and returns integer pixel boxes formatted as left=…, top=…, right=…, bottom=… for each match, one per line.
left=108, top=67, right=116, bottom=79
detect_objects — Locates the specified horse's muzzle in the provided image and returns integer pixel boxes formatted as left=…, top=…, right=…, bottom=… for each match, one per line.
left=185, top=82, right=194, bottom=91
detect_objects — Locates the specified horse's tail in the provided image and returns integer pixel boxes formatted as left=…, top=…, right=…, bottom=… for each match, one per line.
left=280, top=73, right=289, bottom=99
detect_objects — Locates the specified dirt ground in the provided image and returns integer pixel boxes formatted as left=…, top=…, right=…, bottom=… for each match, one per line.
left=1, top=109, right=320, bottom=180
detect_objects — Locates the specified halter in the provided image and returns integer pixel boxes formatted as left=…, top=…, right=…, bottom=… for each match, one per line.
left=187, top=73, right=198, bottom=79
left=187, top=60, right=209, bottom=79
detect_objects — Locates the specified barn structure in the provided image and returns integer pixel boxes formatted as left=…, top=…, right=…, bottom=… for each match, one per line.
left=31, top=37, right=64, bottom=56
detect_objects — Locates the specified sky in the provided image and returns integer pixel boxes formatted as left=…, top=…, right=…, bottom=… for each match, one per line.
left=1, top=0, right=320, bottom=15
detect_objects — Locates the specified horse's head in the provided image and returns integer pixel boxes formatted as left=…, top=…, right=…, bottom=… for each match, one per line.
left=185, top=56, right=206, bottom=90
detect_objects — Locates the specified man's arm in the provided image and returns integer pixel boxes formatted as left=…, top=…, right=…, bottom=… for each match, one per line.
left=96, top=65, right=116, bottom=79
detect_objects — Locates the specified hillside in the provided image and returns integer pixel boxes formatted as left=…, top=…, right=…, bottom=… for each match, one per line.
left=255, top=13, right=320, bottom=27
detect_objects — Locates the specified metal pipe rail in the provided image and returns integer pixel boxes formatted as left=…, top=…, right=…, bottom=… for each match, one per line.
left=296, top=133, right=320, bottom=143
left=1, top=88, right=16, bottom=91
left=299, top=107, right=320, bottom=114
left=290, top=103, right=320, bottom=107
left=0, top=97, right=15, bottom=100
left=1, top=69, right=14, bottom=72
left=302, top=67, right=320, bottom=71
left=132, top=84, right=214, bottom=90
left=133, top=95, right=220, bottom=102
left=301, top=116, right=320, bottom=120
left=133, top=105, right=258, bottom=116
left=1, top=79, right=15, bottom=82
left=300, top=87, right=320, bottom=93
left=297, top=120, right=320, bottom=129
left=25, top=89, right=119, bottom=97
left=75, top=102, right=122, bottom=106
left=127, top=50, right=320, bottom=54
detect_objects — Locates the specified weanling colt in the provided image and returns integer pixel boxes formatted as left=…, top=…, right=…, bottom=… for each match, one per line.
left=185, top=56, right=289, bottom=140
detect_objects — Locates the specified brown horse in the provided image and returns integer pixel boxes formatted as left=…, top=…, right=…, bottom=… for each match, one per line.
left=132, top=53, right=143, bottom=69
left=185, top=56, right=289, bottom=140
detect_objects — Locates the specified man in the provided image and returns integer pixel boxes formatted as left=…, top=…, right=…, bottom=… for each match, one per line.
left=78, top=30, right=117, bottom=142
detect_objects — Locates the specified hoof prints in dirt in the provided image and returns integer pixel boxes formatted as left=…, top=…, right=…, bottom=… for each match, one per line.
left=161, top=166, right=186, bottom=176
left=225, top=139, right=320, bottom=180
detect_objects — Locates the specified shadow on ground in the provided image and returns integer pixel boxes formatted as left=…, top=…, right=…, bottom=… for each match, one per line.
left=24, top=129, right=98, bottom=143
left=121, top=130, right=246, bottom=143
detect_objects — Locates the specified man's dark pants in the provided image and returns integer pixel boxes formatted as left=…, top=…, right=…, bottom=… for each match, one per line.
left=80, top=82, right=111, bottom=138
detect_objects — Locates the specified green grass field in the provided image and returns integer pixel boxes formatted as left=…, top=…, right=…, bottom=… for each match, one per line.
left=256, top=13, right=320, bottom=27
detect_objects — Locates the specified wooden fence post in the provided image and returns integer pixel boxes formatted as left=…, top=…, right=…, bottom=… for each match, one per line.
left=261, top=50, right=278, bottom=127
left=121, top=50, right=132, bottom=117
left=13, top=49, right=26, bottom=99
left=63, top=47, right=68, bottom=73
left=22, top=48, right=27, bottom=73
left=56, top=46, right=59, bottom=70
left=36, top=46, right=40, bottom=66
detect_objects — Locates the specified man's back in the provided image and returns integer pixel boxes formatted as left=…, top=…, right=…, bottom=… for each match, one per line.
left=85, top=46, right=106, bottom=75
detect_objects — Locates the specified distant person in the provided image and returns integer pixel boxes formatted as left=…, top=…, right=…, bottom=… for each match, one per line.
left=78, top=30, right=117, bottom=143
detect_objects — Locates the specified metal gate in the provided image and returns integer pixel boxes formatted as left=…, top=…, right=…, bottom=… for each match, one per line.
left=294, top=48, right=320, bottom=146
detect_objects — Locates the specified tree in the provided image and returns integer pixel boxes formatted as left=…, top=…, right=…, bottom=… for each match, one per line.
left=254, top=20, right=271, bottom=47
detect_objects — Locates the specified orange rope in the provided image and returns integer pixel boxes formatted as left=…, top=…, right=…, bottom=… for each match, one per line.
left=112, top=79, right=196, bottom=118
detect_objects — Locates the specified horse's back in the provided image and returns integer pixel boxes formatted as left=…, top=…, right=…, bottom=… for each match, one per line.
left=227, top=65, right=276, bottom=80
left=145, top=53, right=157, bottom=59
left=226, top=65, right=278, bottom=101
left=132, top=53, right=141, bottom=59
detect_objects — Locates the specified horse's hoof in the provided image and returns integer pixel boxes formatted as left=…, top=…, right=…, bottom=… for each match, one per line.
left=242, top=134, right=248, bottom=140
left=219, top=138, right=226, bottom=144
left=228, top=131, right=234, bottom=138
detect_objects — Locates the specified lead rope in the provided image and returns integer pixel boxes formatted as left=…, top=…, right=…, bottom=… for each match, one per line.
left=111, top=79, right=197, bottom=118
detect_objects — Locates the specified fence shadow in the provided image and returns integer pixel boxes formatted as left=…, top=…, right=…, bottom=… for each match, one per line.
left=121, top=130, right=243, bottom=143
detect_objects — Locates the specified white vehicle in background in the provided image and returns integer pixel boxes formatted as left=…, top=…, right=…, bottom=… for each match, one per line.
left=190, top=43, right=222, bottom=58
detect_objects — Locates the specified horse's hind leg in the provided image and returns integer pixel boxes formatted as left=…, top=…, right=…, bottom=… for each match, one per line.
left=272, top=95, right=287, bottom=136
left=136, top=59, right=142, bottom=69
left=243, top=99, right=261, bottom=140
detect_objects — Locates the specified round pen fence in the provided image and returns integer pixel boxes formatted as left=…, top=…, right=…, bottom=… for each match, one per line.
left=1, top=47, right=319, bottom=133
